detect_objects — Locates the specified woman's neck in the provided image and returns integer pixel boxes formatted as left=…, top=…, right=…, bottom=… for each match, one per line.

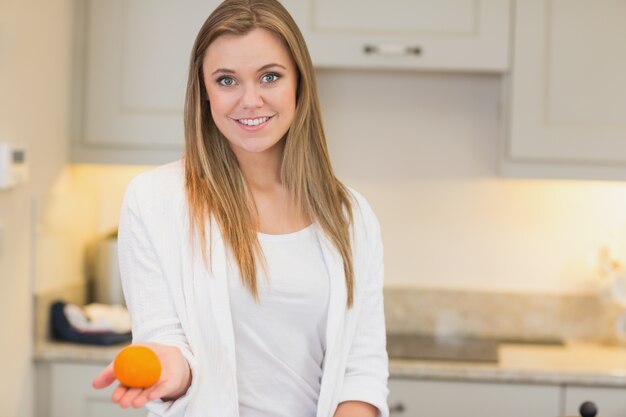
left=234, top=143, right=284, bottom=191
left=232, top=142, right=311, bottom=233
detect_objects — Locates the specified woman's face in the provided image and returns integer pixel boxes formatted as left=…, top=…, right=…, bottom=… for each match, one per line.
left=202, top=28, right=298, bottom=159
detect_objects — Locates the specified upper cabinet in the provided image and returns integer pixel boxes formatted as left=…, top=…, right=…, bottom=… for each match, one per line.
left=503, top=0, right=626, bottom=180
left=71, top=0, right=221, bottom=164
left=281, top=0, right=511, bottom=72
left=72, top=0, right=511, bottom=164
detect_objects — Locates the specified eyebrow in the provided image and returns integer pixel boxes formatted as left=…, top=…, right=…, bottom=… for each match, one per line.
left=211, top=63, right=287, bottom=76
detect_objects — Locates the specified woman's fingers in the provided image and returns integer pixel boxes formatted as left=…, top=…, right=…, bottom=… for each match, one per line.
left=111, top=382, right=162, bottom=409
left=91, top=362, right=116, bottom=389
left=131, top=382, right=163, bottom=408
left=148, top=380, right=174, bottom=401
left=111, top=384, right=128, bottom=403
left=118, top=387, right=143, bottom=408
left=143, top=381, right=164, bottom=401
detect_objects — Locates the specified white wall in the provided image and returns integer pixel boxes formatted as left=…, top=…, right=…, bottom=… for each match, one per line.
left=35, top=164, right=150, bottom=294
left=0, top=0, right=72, bottom=416
left=317, top=69, right=626, bottom=294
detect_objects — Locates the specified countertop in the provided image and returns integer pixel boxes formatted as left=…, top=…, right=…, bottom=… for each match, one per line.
left=390, top=341, right=626, bottom=386
left=34, top=339, right=626, bottom=387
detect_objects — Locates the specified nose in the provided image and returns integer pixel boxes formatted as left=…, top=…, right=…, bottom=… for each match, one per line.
left=240, top=84, right=263, bottom=109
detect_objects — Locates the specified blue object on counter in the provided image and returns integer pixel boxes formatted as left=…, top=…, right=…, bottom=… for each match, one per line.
left=50, top=301, right=132, bottom=345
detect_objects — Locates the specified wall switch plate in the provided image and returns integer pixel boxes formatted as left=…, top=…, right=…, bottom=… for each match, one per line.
left=0, top=143, right=28, bottom=190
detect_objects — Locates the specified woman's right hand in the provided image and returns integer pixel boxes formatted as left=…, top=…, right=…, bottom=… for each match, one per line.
left=92, top=342, right=192, bottom=409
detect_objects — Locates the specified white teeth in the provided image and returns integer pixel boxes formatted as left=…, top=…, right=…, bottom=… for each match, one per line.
left=238, top=117, right=269, bottom=126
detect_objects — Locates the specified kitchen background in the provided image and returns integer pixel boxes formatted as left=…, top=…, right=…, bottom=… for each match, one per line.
left=2, top=1, right=626, bottom=416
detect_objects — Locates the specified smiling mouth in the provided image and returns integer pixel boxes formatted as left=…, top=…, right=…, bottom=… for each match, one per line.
left=235, top=115, right=274, bottom=127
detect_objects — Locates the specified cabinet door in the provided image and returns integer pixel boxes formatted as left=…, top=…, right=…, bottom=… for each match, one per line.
left=49, top=363, right=145, bottom=417
left=503, top=0, right=626, bottom=180
left=564, top=385, right=626, bottom=417
left=73, top=0, right=221, bottom=164
left=388, top=378, right=561, bottom=417
left=281, top=0, right=510, bottom=72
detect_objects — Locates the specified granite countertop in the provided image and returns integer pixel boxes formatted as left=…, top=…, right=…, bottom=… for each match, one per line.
left=35, top=339, right=124, bottom=364
left=35, top=338, right=626, bottom=387
left=390, top=341, right=626, bottom=387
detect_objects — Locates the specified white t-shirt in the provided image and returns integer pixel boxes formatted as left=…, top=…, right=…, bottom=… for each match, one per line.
left=227, top=225, right=330, bottom=417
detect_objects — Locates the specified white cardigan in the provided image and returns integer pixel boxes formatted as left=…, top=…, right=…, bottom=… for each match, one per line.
left=117, top=161, right=389, bottom=417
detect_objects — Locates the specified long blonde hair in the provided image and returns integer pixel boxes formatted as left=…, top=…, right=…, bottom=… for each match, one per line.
left=183, top=0, right=354, bottom=306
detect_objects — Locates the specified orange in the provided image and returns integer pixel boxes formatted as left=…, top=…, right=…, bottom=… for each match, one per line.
left=113, top=345, right=161, bottom=388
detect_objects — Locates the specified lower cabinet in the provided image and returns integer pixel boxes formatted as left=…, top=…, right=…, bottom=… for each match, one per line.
left=388, top=378, right=561, bottom=417
left=564, top=385, right=626, bottom=417
left=38, top=362, right=145, bottom=417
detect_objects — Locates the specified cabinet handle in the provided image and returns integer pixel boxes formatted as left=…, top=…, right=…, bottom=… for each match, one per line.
left=389, top=402, right=406, bottom=414
left=363, top=44, right=422, bottom=56
left=579, top=401, right=598, bottom=417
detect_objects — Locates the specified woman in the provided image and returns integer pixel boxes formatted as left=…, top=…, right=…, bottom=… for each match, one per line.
left=92, top=0, right=388, bottom=416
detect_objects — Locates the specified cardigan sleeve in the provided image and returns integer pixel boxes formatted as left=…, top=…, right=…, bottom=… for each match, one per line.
left=337, top=198, right=390, bottom=417
left=117, top=179, right=197, bottom=416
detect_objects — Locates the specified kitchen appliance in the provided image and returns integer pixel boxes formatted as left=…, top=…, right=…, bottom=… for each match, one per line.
left=91, top=235, right=124, bottom=305
left=386, top=333, right=499, bottom=363
left=387, top=333, right=565, bottom=363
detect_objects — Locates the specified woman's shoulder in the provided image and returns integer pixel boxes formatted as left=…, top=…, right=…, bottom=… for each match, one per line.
left=345, top=185, right=380, bottom=232
left=124, top=159, right=185, bottom=209
left=345, top=186, right=375, bottom=219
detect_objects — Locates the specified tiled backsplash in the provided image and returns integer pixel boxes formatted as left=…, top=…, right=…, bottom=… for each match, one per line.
left=384, top=286, right=624, bottom=344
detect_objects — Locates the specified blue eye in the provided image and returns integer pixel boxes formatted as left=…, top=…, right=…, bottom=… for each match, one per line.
left=217, top=76, right=235, bottom=87
left=261, top=73, right=280, bottom=83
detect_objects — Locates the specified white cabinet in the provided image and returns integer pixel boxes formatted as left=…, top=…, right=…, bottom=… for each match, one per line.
left=503, top=0, right=626, bottom=180
left=564, top=385, right=626, bottom=417
left=281, top=0, right=511, bottom=72
left=41, top=362, right=145, bottom=417
left=72, top=0, right=221, bottom=164
left=388, top=378, right=561, bottom=417
left=73, top=1, right=511, bottom=164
